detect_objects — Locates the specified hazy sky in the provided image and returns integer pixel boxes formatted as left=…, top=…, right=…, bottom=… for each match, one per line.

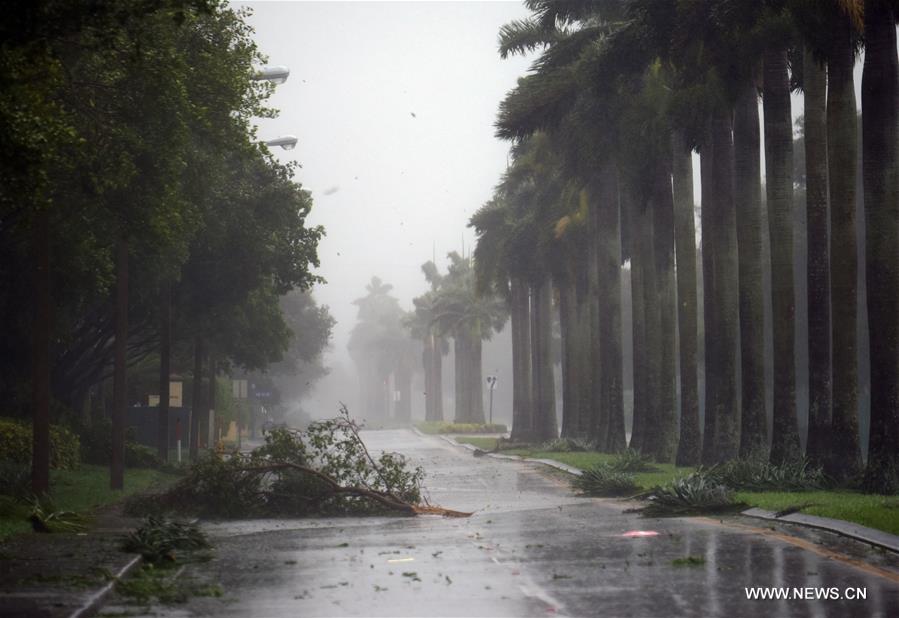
left=235, top=1, right=533, bottom=363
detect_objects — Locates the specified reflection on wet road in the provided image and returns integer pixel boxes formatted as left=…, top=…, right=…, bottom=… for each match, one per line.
left=117, top=429, right=899, bottom=617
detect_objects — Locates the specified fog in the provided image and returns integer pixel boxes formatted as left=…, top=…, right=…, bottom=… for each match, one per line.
left=235, top=1, right=532, bottom=417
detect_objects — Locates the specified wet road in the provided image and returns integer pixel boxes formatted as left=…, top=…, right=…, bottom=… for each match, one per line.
left=106, top=429, right=899, bottom=617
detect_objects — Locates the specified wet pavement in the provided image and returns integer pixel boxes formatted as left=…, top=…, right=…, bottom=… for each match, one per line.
left=101, top=429, right=899, bottom=617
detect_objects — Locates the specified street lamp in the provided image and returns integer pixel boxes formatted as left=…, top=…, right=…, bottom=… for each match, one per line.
left=486, top=375, right=497, bottom=425
left=264, top=135, right=298, bottom=150
left=254, top=65, right=290, bottom=84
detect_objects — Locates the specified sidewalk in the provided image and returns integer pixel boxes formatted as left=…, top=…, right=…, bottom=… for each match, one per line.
left=0, top=505, right=143, bottom=618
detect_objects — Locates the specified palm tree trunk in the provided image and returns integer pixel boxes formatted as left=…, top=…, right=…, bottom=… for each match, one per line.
left=650, top=156, right=678, bottom=462
left=624, top=175, right=647, bottom=453
left=422, top=336, right=434, bottom=420
left=469, top=331, right=485, bottom=424
left=453, top=334, right=467, bottom=422
left=639, top=184, right=663, bottom=458
left=862, top=0, right=899, bottom=494
left=803, top=49, right=831, bottom=470
left=764, top=47, right=801, bottom=464
left=672, top=131, right=701, bottom=467
left=734, top=77, right=767, bottom=457
left=206, top=353, right=216, bottom=449
left=827, top=20, right=862, bottom=479
left=701, top=111, right=740, bottom=465
left=433, top=338, right=444, bottom=421
left=532, top=275, right=557, bottom=441
left=511, top=276, right=533, bottom=440
left=596, top=165, right=626, bottom=452
left=559, top=268, right=580, bottom=438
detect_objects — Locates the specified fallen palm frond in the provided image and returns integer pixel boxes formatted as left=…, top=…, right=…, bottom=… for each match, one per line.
left=571, top=465, right=640, bottom=497
left=28, top=497, right=86, bottom=533
left=634, top=473, right=747, bottom=517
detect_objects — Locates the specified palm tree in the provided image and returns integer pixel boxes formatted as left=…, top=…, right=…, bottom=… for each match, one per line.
left=408, top=262, right=448, bottom=422
left=764, top=43, right=801, bottom=464
left=861, top=0, right=899, bottom=494
left=825, top=7, right=863, bottom=479
left=432, top=252, right=508, bottom=424
left=802, top=47, right=831, bottom=470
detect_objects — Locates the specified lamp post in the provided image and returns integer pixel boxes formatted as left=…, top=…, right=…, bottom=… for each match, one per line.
left=486, top=375, right=497, bottom=425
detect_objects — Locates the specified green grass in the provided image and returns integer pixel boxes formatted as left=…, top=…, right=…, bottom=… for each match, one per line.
left=451, top=437, right=899, bottom=536
left=735, top=490, right=899, bottom=536
left=416, top=421, right=507, bottom=435
left=0, top=465, right=180, bottom=542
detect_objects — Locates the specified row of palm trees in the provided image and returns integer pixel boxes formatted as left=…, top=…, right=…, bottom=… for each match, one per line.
left=470, top=0, right=898, bottom=493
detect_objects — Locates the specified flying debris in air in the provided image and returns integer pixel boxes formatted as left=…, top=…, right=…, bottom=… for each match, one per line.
left=323, top=186, right=339, bottom=196
left=410, top=112, right=417, bottom=118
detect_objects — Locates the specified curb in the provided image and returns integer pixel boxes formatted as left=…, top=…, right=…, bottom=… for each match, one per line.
left=434, top=432, right=899, bottom=555
left=69, top=553, right=143, bottom=618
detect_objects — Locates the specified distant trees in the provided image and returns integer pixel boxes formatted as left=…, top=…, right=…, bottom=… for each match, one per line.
left=472, top=0, right=899, bottom=492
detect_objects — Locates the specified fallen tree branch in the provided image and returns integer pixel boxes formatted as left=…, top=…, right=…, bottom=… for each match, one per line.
left=242, top=462, right=471, bottom=518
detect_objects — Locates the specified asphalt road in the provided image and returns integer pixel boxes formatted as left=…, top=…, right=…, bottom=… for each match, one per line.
left=101, top=429, right=899, bottom=617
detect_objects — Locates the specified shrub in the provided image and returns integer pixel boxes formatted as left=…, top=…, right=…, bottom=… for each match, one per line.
left=541, top=437, right=593, bottom=453
left=607, top=448, right=657, bottom=473
left=637, top=473, right=745, bottom=517
left=125, top=442, right=163, bottom=469
left=78, top=418, right=162, bottom=469
left=572, top=465, right=640, bottom=497
left=0, top=418, right=80, bottom=470
left=0, top=461, right=31, bottom=498
left=704, top=456, right=826, bottom=492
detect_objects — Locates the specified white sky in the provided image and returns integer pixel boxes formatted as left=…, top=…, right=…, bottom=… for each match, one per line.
left=235, top=1, right=533, bottom=363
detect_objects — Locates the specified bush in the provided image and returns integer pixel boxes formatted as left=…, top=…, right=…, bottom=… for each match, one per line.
left=0, top=418, right=80, bottom=470
left=637, top=473, right=744, bottom=517
left=704, top=456, right=826, bottom=492
left=0, top=461, right=31, bottom=498
left=125, top=442, right=163, bottom=469
left=78, top=418, right=162, bottom=469
left=541, top=437, right=593, bottom=452
left=572, top=465, right=640, bottom=497
left=607, top=448, right=657, bottom=473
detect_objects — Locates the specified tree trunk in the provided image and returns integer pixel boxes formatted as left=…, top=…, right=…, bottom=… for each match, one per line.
left=510, top=276, right=533, bottom=441
left=189, top=335, right=203, bottom=461
left=596, top=166, right=626, bottom=452
left=650, top=156, right=678, bottom=462
left=639, top=183, right=663, bottom=459
left=624, top=175, right=648, bottom=453
left=734, top=77, right=767, bottom=457
left=111, top=236, right=128, bottom=489
left=672, top=131, right=701, bottom=467
left=422, top=336, right=434, bottom=421
left=469, top=331, right=485, bottom=424
left=31, top=208, right=50, bottom=495
left=827, top=21, right=862, bottom=479
left=764, top=47, right=801, bottom=464
left=157, top=282, right=171, bottom=462
left=532, top=276, right=557, bottom=441
left=803, top=49, right=832, bottom=470
left=396, top=365, right=412, bottom=422
left=559, top=270, right=580, bottom=438
left=701, top=111, right=740, bottom=465
left=862, top=0, right=899, bottom=494
left=453, top=334, right=468, bottom=423
left=432, top=335, right=444, bottom=422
